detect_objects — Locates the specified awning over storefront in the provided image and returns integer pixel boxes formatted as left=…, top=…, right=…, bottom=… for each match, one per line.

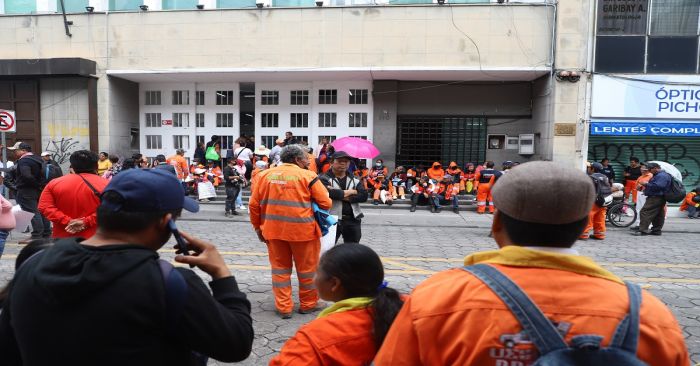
left=0, top=58, right=96, bottom=77
left=106, top=66, right=550, bottom=83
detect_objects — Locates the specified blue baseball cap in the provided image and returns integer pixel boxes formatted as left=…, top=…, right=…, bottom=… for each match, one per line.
left=101, top=169, right=199, bottom=213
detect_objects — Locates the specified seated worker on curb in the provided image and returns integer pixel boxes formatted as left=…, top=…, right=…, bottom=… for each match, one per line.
left=409, top=176, right=439, bottom=213
left=371, top=172, right=393, bottom=206
left=680, top=187, right=700, bottom=219
left=0, top=169, right=255, bottom=365
left=436, top=174, right=460, bottom=214
left=389, top=166, right=407, bottom=200
left=427, top=162, right=445, bottom=182
left=269, top=244, right=404, bottom=366
left=374, top=161, right=689, bottom=366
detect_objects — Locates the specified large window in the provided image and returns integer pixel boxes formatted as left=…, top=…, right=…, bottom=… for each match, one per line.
left=319, top=90, right=337, bottom=104
left=196, top=113, right=205, bottom=128
left=261, top=90, right=279, bottom=105
left=146, top=135, right=162, bottom=149
left=595, top=0, right=700, bottom=74
left=261, top=136, right=277, bottom=149
left=261, top=113, right=279, bottom=128
left=290, top=113, right=309, bottom=128
left=349, top=89, right=368, bottom=104
left=145, top=91, right=161, bottom=105
left=145, top=113, right=162, bottom=128
left=173, top=135, right=190, bottom=150
left=216, top=113, right=234, bottom=128
left=196, top=91, right=205, bottom=106
left=173, top=113, right=189, bottom=127
left=291, top=90, right=309, bottom=105
left=220, top=136, right=235, bottom=150
left=216, top=91, right=234, bottom=105
left=4, top=0, right=37, bottom=13
left=318, top=113, right=337, bottom=127
left=349, top=112, right=368, bottom=127
left=172, top=90, right=189, bottom=105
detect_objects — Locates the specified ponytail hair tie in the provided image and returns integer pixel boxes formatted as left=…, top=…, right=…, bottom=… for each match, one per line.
left=376, top=280, right=388, bottom=293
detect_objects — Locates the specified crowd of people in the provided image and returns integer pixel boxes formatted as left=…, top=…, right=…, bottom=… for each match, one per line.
left=0, top=139, right=692, bottom=365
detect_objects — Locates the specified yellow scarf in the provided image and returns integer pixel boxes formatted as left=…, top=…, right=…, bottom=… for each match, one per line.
left=317, top=297, right=373, bottom=319
left=464, top=246, right=623, bottom=284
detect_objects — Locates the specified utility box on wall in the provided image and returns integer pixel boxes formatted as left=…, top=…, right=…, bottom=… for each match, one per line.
left=519, top=134, right=535, bottom=155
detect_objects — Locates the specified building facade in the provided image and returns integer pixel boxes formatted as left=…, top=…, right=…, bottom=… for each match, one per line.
left=586, top=0, right=700, bottom=191
left=0, top=0, right=596, bottom=170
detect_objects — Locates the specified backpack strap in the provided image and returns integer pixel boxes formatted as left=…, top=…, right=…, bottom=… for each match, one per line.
left=77, top=174, right=102, bottom=199
left=609, top=281, right=642, bottom=353
left=462, top=264, right=568, bottom=355
left=308, top=176, right=319, bottom=190
left=158, top=259, right=188, bottom=335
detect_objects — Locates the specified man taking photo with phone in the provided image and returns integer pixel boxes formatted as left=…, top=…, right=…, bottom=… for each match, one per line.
left=0, top=169, right=254, bottom=365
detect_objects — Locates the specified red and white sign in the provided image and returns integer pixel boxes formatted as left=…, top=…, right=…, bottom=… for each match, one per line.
left=0, top=110, right=16, bottom=133
left=162, top=119, right=173, bottom=126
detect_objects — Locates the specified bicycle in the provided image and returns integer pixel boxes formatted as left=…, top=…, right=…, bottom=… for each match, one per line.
left=606, top=200, right=637, bottom=228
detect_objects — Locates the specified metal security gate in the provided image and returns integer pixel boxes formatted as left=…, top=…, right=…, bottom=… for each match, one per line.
left=396, top=116, right=486, bottom=168
left=588, top=135, right=700, bottom=191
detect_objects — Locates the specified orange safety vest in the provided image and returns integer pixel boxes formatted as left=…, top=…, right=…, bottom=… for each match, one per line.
left=307, top=153, right=318, bottom=174
left=269, top=308, right=377, bottom=366
left=427, top=162, right=445, bottom=181
left=681, top=191, right=698, bottom=211
left=374, top=247, right=689, bottom=366
left=249, top=163, right=332, bottom=241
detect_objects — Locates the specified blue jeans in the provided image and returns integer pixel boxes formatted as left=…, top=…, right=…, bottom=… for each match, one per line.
left=225, top=186, right=241, bottom=213
left=687, top=205, right=699, bottom=218
left=438, top=195, right=459, bottom=208
left=0, top=229, right=8, bottom=259
left=235, top=190, right=243, bottom=207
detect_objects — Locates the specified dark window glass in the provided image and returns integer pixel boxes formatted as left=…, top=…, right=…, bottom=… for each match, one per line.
left=647, top=37, right=699, bottom=73
left=596, top=0, right=649, bottom=35
left=594, top=36, right=646, bottom=73
left=650, top=0, right=700, bottom=36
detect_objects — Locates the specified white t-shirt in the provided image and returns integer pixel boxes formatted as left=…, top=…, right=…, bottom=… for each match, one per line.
left=234, top=147, right=253, bottom=161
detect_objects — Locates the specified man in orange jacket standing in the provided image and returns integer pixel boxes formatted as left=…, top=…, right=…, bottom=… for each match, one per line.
left=374, top=161, right=689, bottom=366
left=249, top=144, right=332, bottom=319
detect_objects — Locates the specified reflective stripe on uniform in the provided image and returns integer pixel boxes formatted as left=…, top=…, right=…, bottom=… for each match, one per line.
left=272, top=280, right=292, bottom=288
left=298, top=272, right=315, bottom=279
left=262, top=214, right=315, bottom=223
left=299, top=282, right=316, bottom=290
left=477, top=202, right=486, bottom=206
left=271, top=268, right=293, bottom=275
left=260, top=199, right=312, bottom=208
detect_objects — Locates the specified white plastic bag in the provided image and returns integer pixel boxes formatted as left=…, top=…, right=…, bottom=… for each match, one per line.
left=197, top=181, right=217, bottom=200
left=12, top=205, right=34, bottom=234
left=320, top=218, right=338, bottom=257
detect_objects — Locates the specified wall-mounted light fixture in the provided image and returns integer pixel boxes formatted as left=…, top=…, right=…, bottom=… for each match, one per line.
left=196, top=4, right=204, bottom=9
left=315, top=0, right=323, bottom=6
left=139, top=4, right=149, bottom=11
left=555, top=70, right=581, bottom=83
left=85, top=6, right=94, bottom=12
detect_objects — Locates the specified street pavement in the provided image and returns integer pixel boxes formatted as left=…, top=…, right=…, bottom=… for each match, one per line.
left=1, top=209, right=699, bottom=365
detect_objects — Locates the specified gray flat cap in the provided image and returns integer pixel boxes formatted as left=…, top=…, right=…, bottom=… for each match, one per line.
left=492, top=161, right=594, bottom=225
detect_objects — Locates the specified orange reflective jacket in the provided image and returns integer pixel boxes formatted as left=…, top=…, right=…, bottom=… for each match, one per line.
left=375, top=247, right=689, bottom=366
left=681, top=191, right=699, bottom=211
left=427, top=162, right=445, bottom=181
left=249, top=163, right=332, bottom=241
left=269, top=308, right=376, bottom=366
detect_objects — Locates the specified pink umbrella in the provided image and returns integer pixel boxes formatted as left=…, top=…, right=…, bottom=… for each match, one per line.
left=331, top=137, right=380, bottom=159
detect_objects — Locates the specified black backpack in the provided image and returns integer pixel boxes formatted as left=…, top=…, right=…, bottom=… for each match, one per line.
left=664, top=179, right=686, bottom=204
left=40, top=161, right=63, bottom=187
left=591, top=173, right=613, bottom=207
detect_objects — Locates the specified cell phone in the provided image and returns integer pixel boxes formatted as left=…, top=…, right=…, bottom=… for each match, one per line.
left=168, top=219, right=190, bottom=257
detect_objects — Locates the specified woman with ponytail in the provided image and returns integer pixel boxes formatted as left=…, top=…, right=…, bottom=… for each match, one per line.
left=269, top=243, right=405, bottom=366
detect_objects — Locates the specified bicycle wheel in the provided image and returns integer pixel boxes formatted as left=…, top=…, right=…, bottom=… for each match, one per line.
left=607, top=203, right=637, bottom=228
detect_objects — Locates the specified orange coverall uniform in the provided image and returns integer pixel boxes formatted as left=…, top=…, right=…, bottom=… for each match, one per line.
left=249, top=163, right=332, bottom=314
left=580, top=203, right=606, bottom=240
left=269, top=308, right=377, bottom=366
left=374, top=246, right=689, bottom=366
left=680, top=191, right=699, bottom=212
left=167, top=154, right=189, bottom=181
left=426, top=162, right=445, bottom=181
left=475, top=169, right=498, bottom=213
left=624, top=165, right=643, bottom=203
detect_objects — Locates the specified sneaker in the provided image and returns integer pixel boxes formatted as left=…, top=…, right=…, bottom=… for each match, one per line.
left=591, top=236, right=605, bottom=240
left=401, top=195, right=406, bottom=200
left=298, top=306, right=323, bottom=315
left=410, top=206, right=416, bottom=212
left=239, top=205, right=247, bottom=210
left=430, top=205, right=436, bottom=213
left=629, top=226, right=639, bottom=231
left=231, top=211, right=240, bottom=216
left=276, top=311, right=293, bottom=319
left=199, top=199, right=207, bottom=203
left=453, top=208, right=459, bottom=214
left=632, top=231, right=649, bottom=236
left=224, top=212, right=230, bottom=217
left=387, top=201, right=393, bottom=206
left=650, top=231, right=662, bottom=236
left=373, top=200, right=379, bottom=206
left=435, top=207, right=441, bottom=213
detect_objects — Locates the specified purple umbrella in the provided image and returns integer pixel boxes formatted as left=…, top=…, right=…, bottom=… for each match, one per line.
left=331, top=137, right=380, bottom=159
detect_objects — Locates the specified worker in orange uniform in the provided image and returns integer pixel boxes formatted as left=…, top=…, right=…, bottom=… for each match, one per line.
left=445, top=162, right=463, bottom=192
left=374, top=161, right=689, bottom=366
left=167, top=148, right=189, bottom=182
left=474, top=161, right=500, bottom=214
left=270, top=243, right=405, bottom=366
left=426, top=162, right=445, bottom=182
left=249, top=144, right=332, bottom=319
left=680, top=186, right=700, bottom=219
left=631, top=163, right=653, bottom=229
left=580, top=162, right=613, bottom=240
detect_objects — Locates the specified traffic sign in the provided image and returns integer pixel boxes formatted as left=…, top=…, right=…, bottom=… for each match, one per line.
left=0, top=110, right=16, bottom=133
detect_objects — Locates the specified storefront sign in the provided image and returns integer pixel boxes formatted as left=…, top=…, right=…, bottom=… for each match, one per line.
left=590, top=121, right=700, bottom=137
left=597, top=0, right=648, bottom=35
left=592, top=75, right=700, bottom=120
